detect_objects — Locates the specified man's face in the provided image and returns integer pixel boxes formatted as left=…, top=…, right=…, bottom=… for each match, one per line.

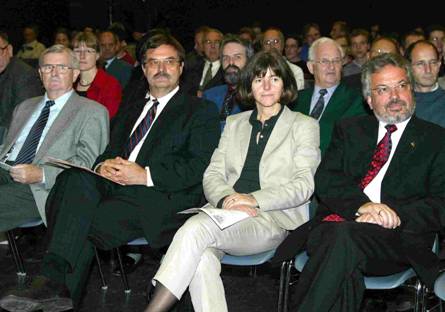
left=203, top=31, right=223, bottom=62
left=39, top=52, right=80, bottom=98
left=306, top=27, right=321, bottom=46
left=429, top=30, right=445, bottom=55
left=262, top=30, right=283, bottom=53
left=351, top=35, right=369, bottom=59
left=142, top=44, right=183, bottom=96
left=410, top=43, right=441, bottom=91
left=99, top=32, right=118, bottom=60
left=307, top=41, right=343, bottom=88
left=23, top=28, right=36, bottom=43
left=194, top=31, right=205, bottom=54
left=330, top=23, right=344, bottom=39
left=367, top=65, right=415, bottom=124
left=370, top=39, right=398, bottom=58
left=0, top=37, right=12, bottom=73
left=404, top=34, right=424, bottom=50
left=222, top=42, right=247, bottom=86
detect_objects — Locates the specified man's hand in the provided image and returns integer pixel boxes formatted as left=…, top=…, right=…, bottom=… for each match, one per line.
left=356, top=202, right=401, bottom=229
left=223, top=193, right=258, bottom=210
left=98, top=157, right=147, bottom=186
left=10, top=164, right=43, bottom=184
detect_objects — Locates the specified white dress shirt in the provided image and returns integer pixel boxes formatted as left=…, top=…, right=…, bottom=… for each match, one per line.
left=363, top=117, right=411, bottom=203
left=199, top=60, right=221, bottom=87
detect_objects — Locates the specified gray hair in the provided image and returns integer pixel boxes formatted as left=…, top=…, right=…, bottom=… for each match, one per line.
left=361, top=53, right=414, bottom=98
left=219, top=34, right=254, bottom=61
left=39, top=44, right=80, bottom=70
left=308, top=37, right=344, bottom=61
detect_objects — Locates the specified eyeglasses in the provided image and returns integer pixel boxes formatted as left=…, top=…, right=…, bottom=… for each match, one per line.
left=204, top=40, right=221, bottom=47
left=412, top=59, right=440, bottom=69
left=371, top=81, right=411, bottom=96
left=40, top=64, right=74, bottom=74
left=73, top=48, right=96, bottom=54
left=313, top=58, right=343, bottom=67
left=144, top=58, right=181, bottom=69
left=263, top=39, right=281, bottom=46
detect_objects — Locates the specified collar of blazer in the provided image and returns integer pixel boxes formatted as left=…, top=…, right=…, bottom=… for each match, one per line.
left=237, top=106, right=297, bottom=164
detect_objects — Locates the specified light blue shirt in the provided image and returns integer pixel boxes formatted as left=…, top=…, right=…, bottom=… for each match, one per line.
left=309, top=84, right=339, bottom=119
left=8, top=90, right=74, bottom=161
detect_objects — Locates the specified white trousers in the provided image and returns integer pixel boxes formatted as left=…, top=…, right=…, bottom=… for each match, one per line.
left=153, top=212, right=288, bottom=312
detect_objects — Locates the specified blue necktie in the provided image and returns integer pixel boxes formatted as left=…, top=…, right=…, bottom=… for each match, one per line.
left=14, top=100, right=55, bottom=165
left=122, top=98, right=159, bottom=159
left=310, top=89, right=328, bottom=120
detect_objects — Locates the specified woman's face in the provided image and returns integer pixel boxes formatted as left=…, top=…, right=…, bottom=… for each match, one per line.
left=251, top=68, right=284, bottom=109
left=55, top=33, right=70, bottom=48
left=73, top=42, right=98, bottom=72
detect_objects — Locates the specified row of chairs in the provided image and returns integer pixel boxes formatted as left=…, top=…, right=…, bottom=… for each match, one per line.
left=5, top=217, right=445, bottom=312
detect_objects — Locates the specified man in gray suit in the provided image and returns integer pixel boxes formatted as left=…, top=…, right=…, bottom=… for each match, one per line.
left=0, top=44, right=109, bottom=231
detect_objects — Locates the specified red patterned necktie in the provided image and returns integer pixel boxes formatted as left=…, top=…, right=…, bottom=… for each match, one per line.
left=359, top=124, right=398, bottom=190
left=323, top=124, right=397, bottom=223
left=122, top=98, right=159, bottom=159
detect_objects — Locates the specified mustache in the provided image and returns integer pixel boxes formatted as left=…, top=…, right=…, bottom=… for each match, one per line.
left=386, top=98, right=407, bottom=107
left=153, top=72, right=171, bottom=79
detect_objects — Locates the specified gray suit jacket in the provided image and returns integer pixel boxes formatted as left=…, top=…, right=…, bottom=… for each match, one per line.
left=0, top=92, right=109, bottom=224
left=203, top=106, right=321, bottom=230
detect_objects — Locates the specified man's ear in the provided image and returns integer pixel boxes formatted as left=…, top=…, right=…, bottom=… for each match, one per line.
left=366, top=96, right=373, bottom=110
left=307, top=61, right=314, bottom=75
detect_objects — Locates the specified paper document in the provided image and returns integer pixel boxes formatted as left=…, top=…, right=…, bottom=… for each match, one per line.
left=0, top=161, right=12, bottom=171
left=179, top=203, right=250, bottom=230
left=45, top=157, right=124, bottom=185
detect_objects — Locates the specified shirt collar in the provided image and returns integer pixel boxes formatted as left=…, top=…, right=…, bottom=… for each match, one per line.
left=249, top=105, right=284, bottom=126
left=145, top=86, right=179, bottom=106
left=43, top=90, right=74, bottom=107
left=378, top=116, right=411, bottom=132
left=314, top=83, right=338, bottom=97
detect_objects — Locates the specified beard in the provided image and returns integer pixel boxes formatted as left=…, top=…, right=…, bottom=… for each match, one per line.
left=373, top=98, right=416, bottom=124
left=224, top=64, right=241, bottom=86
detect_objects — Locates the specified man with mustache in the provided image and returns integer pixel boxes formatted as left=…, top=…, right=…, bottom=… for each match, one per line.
left=1, top=34, right=220, bottom=311
left=291, top=37, right=368, bottom=155
left=405, top=40, right=445, bottom=128
left=273, top=53, right=445, bottom=311
left=203, top=35, right=254, bottom=130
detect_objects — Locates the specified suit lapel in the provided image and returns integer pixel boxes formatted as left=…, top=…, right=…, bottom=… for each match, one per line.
left=320, top=84, right=347, bottom=122
left=237, top=114, right=253, bottom=166
left=262, top=106, right=295, bottom=159
left=296, top=88, right=313, bottom=115
left=357, top=117, right=380, bottom=175
left=34, top=93, right=81, bottom=163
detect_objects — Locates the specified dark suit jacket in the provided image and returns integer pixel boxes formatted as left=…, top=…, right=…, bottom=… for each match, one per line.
left=272, top=115, right=445, bottom=288
left=291, top=83, right=368, bottom=155
left=94, top=90, right=221, bottom=247
left=180, top=58, right=225, bottom=96
left=105, top=58, right=133, bottom=89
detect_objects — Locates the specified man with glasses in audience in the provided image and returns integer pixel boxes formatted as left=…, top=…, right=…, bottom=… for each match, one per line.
left=262, top=27, right=305, bottom=90
left=0, top=34, right=220, bottom=311
left=0, top=31, right=43, bottom=145
left=406, top=40, right=445, bottom=128
left=427, top=25, right=445, bottom=76
left=273, top=52, right=445, bottom=312
left=182, top=28, right=225, bottom=96
left=291, top=37, right=368, bottom=155
left=0, top=44, right=108, bottom=249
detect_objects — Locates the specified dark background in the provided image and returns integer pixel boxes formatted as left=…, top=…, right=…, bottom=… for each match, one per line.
left=0, top=0, right=443, bottom=52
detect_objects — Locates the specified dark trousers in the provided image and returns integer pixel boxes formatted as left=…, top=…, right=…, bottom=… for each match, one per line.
left=0, top=168, right=39, bottom=232
left=294, top=222, right=410, bottom=312
left=42, top=169, right=146, bottom=302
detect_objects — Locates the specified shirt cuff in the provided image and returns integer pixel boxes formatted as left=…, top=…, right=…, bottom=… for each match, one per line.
left=94, top=162, right=103, bottom=173
left=40, top=167, right=46, bottom=185
left=145, top=166, right=154, bottom=187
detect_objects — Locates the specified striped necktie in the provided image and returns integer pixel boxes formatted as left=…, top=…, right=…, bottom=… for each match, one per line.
left=310, top=89, right=328, bottom=119
left=122, top=98, right=159, bottom=159
left=13, top=100, right=55, bottom=165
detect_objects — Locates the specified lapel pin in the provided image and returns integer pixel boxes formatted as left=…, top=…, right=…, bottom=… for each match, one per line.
left=410, top=142, right=415, bottom=148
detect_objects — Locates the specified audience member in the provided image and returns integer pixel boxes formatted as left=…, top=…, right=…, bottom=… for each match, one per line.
left=0, top=44, right=108, bottom=233
left=109, top=23, right=136, bottom=66
left=284, top=34, right=312, bottom=80
left=73, top=31, right=122, bottom=118
left=291, top=37, right=367, bottom=155
left=0, top=33, right=220, bottom=309
left=203, top=35, right=253, bottom=129
left=238, top=27, right=256, bottom=43
left=272, top=52, right=445, bottom=311
left=53, top=28, right=71, bottom=48
left=334, top=35, right=352, bottom=65
left=99, top=30, right=132, bottom=89
left=262, top=27, right=305, bottom=90
left=330, top=20, right=349, bottom=39
left=0, top=31, right=43, bottom=144
left=343, top=29, right=370, bottom=77
left=401, top=30, right=425, bottom=53
left=369, top=36, right=400, bottom=58
left=145, top=50, right=320, bottom=312
left=300, top=23, right=321, bottom=62
left=16, top=25, right=46, bottom=62
left=406, top=40, right=445, bottom=127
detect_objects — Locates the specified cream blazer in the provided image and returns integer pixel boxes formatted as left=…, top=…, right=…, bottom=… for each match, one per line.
left=203, top=105, right=320, bottom=230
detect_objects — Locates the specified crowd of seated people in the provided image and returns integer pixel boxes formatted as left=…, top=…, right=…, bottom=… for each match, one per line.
left=0, top=20, right=445, bottom=312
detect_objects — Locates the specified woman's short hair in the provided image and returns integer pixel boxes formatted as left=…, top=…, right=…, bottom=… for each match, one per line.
left=72, top=31, right=99, bottom=52
left=238, top=50, right=298, bottom=106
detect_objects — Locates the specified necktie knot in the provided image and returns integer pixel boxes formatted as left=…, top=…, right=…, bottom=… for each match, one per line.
left=385, top=124, right=397, bottom=134
left=319, top=89, right=328, bottom=96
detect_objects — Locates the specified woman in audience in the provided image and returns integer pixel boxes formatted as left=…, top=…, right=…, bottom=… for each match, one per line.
left=72, top=31, right=122, bottom=118
left=144, top=50, right=320, bottom=312
left=54, top=28, right=71, bottom=48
